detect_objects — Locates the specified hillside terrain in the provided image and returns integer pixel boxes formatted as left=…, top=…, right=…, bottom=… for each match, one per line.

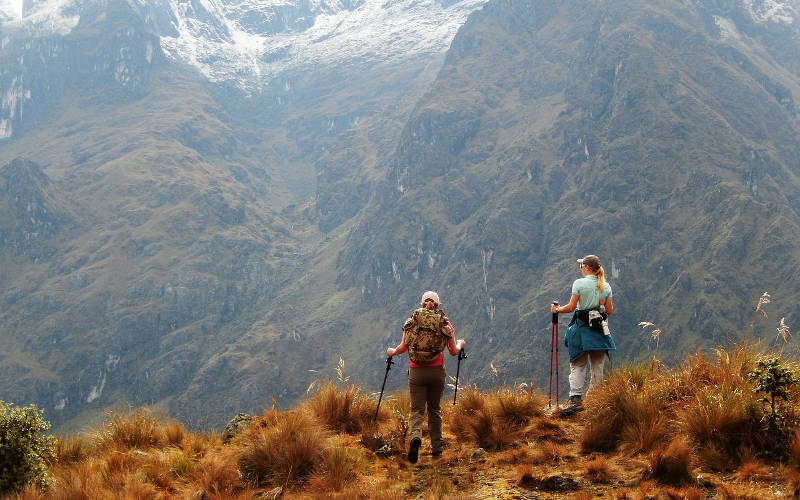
left=4, top=348, right=800, bottom=499
left=1, top=0, right=800, bottom=433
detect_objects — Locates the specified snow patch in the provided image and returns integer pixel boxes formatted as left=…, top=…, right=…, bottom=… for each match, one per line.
left=0, top=0, right=23, bottom=19
left=0, top=118, right=11, bottom=139
left=87, top=373, right=106, bottom=402
left=741, top=0, right=797, bottom=24
left=54, top=398, right=67, bottom=410
left=4, top=0, right=80, bottom=34
left=156, top=0, right=487, bottom=91
left=713, top=16, right=741, bottom=40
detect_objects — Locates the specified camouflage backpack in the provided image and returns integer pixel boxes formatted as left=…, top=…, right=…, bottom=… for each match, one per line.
left=403, top=308, right=452, bottom=364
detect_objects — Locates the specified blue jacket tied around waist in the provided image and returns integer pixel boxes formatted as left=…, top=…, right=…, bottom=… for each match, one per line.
left=564, top=310, right=616, bottom=363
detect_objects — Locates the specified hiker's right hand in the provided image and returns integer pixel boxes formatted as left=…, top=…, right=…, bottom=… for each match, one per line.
left=456, top=339, right=465, bottom=350
left=386, top=348, right=396, bottom=356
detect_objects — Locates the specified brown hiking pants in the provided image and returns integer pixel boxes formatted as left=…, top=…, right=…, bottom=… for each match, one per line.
left=408, top=364, right=446, bottom=454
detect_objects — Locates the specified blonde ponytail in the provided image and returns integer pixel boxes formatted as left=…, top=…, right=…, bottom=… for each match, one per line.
left=596, top=266, right=605, bottom=292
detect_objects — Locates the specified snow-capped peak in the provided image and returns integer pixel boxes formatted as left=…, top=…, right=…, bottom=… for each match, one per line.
left=0, top=0, right=23, bottom=20
left=151, top=0, right=487, bottom=90
left=0, top=0, right=79, bottom=34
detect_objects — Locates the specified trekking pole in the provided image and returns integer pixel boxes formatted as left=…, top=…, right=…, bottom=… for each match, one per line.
left=374, top=356, right=394, bottom=422
left=549, top=302, right=559, bottom=408
left=452, top=348, right=467, bottom=405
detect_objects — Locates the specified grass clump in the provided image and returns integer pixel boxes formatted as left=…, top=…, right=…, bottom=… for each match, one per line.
left=582, top=348, right=799, bottom=469
left=99, top=408, right=163, bottom=450
left=237, top=409, right=328, bottom=487
left=581, top=362, right=667, bottom=453
left=647, top=436, right=693, bottom=485
left=450, top=386, right=545, bottom=450
left=304, top=381, right=376, bottom=434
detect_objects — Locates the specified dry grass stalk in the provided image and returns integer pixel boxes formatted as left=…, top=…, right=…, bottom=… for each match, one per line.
left=755, top=292, right=770, bottom=317
left=336, top=357, right=350, bottom=384
left=777, top=317, right=791, bottom=344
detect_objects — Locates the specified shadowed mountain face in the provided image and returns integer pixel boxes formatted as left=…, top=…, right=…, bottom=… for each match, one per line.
left=1, top=0, right=800, bottom=430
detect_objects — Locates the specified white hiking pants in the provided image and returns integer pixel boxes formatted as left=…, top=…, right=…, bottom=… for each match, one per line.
left=569, top=351, right=606, bottom=397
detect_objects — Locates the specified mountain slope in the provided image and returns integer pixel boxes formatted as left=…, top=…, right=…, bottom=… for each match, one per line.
left=1, top=0, right=800, bottom=432
left=0, top=0, right=487, bottom=430
left=335, top=0, right=800, bottom=385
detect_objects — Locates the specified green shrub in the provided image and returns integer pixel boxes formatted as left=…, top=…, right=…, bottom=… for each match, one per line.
left=0, top=400, right=56, bottom=494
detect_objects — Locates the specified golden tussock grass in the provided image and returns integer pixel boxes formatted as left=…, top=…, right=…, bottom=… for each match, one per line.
left=647, top=436, right=692, bottom=485
left=304, top=381, right=377, bottom=434
left=735, top=459, right=769, bottom=481
left=676, top=385, right=759, bottom=468
left=97, top=409, right=164, bottom=451
left=53, top=435, right=91, bottom=465
left=237, top=409, right=329, bottom=487
left=450, top=386, right=544, bottom=450
left=581, top=362, right=665, bottom=453
left=606, top=488, right=631, bottom=500
left=582, top=347, right=769, bottom=466
left=584, top=456, right=611, bottom=482
left=310, top=435, right=363, bottom=492
left=495, top=447, right=529, bottom=465
left=161, top=421, right=185, bottom=447
left=15, top=347, right=800, bottom=500
left=530, top=440, right=565, bottom=465
left=178, top=453, right=244, bottom=498
left=513, top=464, right=535, bottom=485
left=790, top=428, right=800, bottom=465
left=660, top=486, right=704, bottom=500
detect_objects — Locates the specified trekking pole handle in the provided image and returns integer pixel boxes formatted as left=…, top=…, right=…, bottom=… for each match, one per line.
left=453, top=348, right=466, bottom=405
left=552, top=301, right=559, bottom=324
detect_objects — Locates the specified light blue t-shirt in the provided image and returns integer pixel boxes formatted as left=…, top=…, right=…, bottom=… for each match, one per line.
left=571, top=275, right=612, bottom=310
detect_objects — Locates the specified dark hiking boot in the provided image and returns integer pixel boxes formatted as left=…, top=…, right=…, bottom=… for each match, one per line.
left=408, top=437, right=421, bottom=463
left=560, top=395, right=584, bottom=417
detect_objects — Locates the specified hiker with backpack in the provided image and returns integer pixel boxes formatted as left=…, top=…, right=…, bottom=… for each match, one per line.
left=386, top=291, right=466, bottom=463
left=551, top=255, right=615, bottom=416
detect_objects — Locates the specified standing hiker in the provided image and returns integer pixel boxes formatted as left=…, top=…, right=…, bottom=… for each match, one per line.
left=386, top=291, right=465, bottom=463
left=551, top=255, right=615, bottom=416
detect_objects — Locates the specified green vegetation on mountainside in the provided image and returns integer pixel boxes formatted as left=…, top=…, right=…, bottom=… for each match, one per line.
left=2, top=0, right=800, bottom=432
